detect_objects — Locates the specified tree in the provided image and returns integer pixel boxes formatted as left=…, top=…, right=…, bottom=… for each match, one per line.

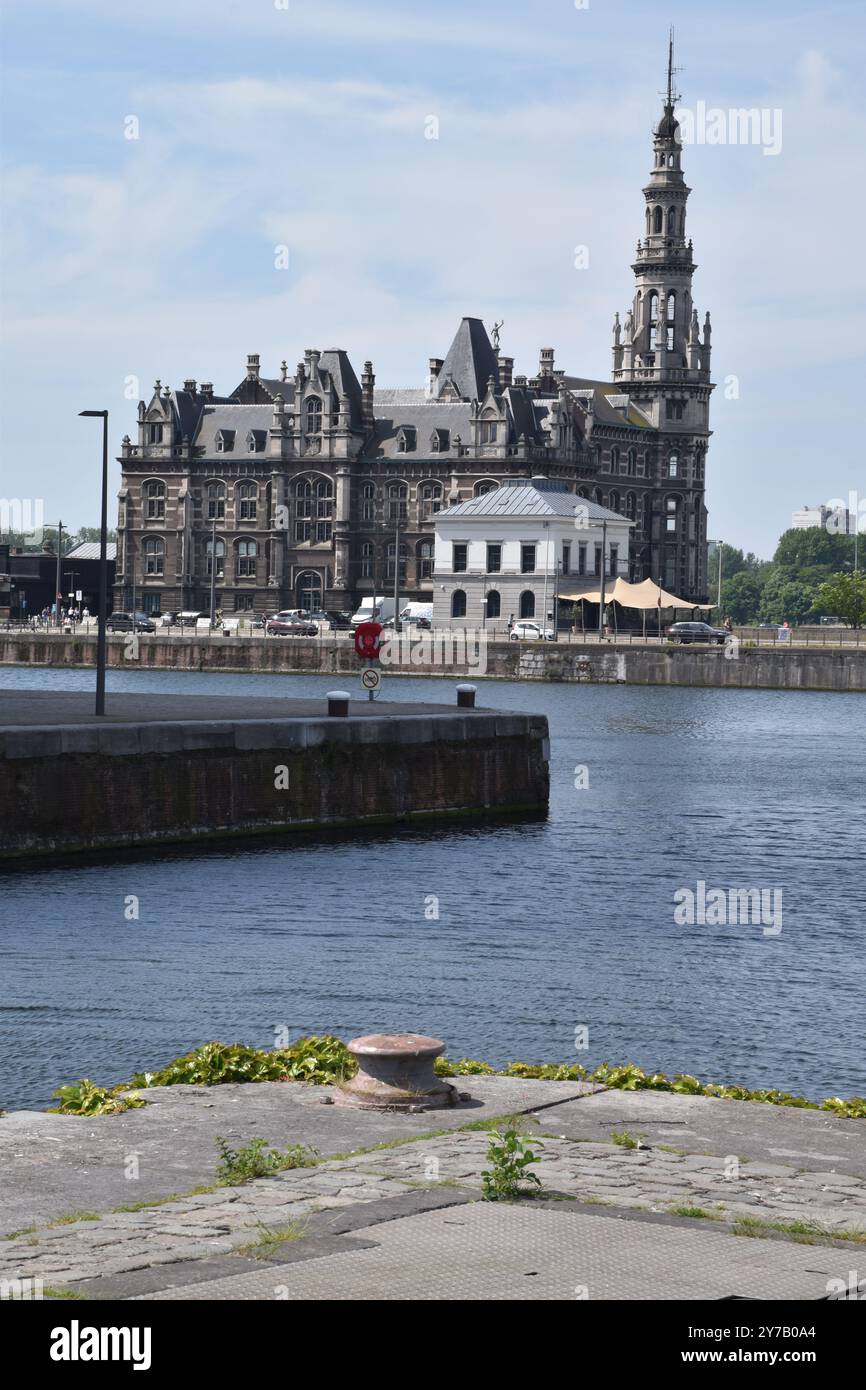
left=758, top=571, right=817, bottom=626
left=812, top=571, right=866, bottom=628
left=720, top=570, right=763, bottom=624
left=773, top=527, right=855, bottom=574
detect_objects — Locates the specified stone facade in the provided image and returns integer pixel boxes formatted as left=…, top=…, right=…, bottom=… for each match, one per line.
left=114, top=62, right=712, bottom=617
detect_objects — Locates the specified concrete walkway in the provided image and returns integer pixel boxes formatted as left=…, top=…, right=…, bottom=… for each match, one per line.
left=1, top=1079, right=864, bottom=1300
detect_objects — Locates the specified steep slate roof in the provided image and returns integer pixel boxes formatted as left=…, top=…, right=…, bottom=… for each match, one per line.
left=194, top=405, right=274, bottom=457
left=369, top=402, right=473, bottom=460
left=440, top=480, right=630, bottom=523
left=258, top=378, right=296, bottom=405
left=319, top=350, right=364, bottom=429
left=562, top=377, right=654, bottom=430
left=434, top=317, right=500, bottom=401
left=170, top=389, right=205, bottom=442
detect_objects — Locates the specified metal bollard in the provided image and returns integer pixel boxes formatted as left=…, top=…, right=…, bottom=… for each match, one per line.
left=456, top=683, right=477, bottom=709
left=326, top=689, right=350, bottom=717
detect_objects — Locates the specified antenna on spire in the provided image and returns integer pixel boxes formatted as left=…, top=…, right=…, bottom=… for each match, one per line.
left=662, top=26, right=683, bottom=107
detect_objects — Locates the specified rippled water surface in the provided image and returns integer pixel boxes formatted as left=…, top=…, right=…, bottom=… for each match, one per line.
left=0, top=666, right=863, bottom=1109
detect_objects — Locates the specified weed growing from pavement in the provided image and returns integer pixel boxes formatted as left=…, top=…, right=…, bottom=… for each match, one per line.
left=214, top=1137, right=318, bottom=1185
left=481, top=1128, right=543, bottom=1201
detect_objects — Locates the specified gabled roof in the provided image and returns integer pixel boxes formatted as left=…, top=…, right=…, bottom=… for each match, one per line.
left=369, top=401, right=472, bottom=460
left=433, top=317, right=499, bottom=401
left=439, top=480, right=630, bottom=523
left=64, top=542, right=118, bottom=561
left=319, top=350, right=364, bottom=429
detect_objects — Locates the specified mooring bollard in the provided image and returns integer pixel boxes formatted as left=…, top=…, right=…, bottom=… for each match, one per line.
left=456, top=683, right=477, bottom=709
left=326, top=689, right=350, bottom=718
left=334, top=1033, right=461, bottom=1111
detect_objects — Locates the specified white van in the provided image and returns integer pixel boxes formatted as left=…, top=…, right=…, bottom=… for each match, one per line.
left=400, top=602, right=433, bottom=629
left=350, top=596, right=396, bottom=627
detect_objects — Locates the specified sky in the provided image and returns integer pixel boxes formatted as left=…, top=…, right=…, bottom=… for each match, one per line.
left=1, top=0, right=864, bottom=558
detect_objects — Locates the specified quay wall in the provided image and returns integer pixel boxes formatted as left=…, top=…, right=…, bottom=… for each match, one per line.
left=0, top=709, right=550, bottom=860
left=1, top=632, right=864, bottom=692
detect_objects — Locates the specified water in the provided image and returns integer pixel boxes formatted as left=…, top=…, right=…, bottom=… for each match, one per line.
left=0, top=666, right=863, bottom=1110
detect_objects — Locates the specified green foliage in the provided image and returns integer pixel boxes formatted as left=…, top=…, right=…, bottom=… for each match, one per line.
left=435, top=1057, right=496, bottom=1076
left=813, top=571, right=866, bottom=627
left=131, top=1036, right=353, bottom=1089
left=757, top=571, right=817, bottom=625
left=611, top=1130, right=640, bottom=1148
left=481, top=1128, right=542, bottom=1201
left=501, top=1061, right=588, bottom=1081
left=214, top=1136, right=317, bottom=1186
left=49, top=1080, right=145, bottom=1116
left=719, top=570, right=765, bottom=624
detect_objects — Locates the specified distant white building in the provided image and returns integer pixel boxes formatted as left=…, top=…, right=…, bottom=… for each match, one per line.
left=791, top=504, right=854, bottom=534
left=433, top=480, right=632, bottom=629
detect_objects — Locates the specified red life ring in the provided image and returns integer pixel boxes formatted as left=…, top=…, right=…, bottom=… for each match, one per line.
left=354, top=621, right=384, bottom=662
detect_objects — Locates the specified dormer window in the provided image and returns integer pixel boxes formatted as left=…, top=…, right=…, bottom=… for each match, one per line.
left=430, top=428, right=449, bottom=453
left=396, top=426, right=416, bottom=454
left=215, top=429, right=235, bottom=454
left=147, top=423, right=163, bottom=445
left=480, top=421, right=497, bottom=444
left=246, top=430, right=265, bottom=453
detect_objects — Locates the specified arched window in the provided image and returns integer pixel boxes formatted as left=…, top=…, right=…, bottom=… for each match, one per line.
left=474, top=479, right=499, bottom=496
left=144, top=480, right=165, bottom=520
left=666, top=496, right=679, bottom=533
left=206, top=481, right=225, bottom=520
left=296, top=571, right=322, bottom=612
left=667, top=291, right=676, bottom=322
left=206, top=537, right=225, bottom=578
left=419, top=481, right=442, bottom=519
left=610, top=447, right=620, bottom=473
left=388, top=483, right=407, bottom=522
left=316, top=478, right=333, bottom=518
left=143, top=536, right=164, bottom=576
left=418, top=540, right=433, bottom=580
left=362, top=482, right=376, bottom=521
left=627, top=449, right=637, bottom=476
left=451, top=589, right=467, bottom=619
left=609, top=490, right=620, bottom=514
left=486, top=590, right=501, bottom=619
left=236, top=538, right=257, bottom=578
left=593, top=488, right=604, bottom=505
left=305, top=398, right=322, bottom=433
left=360, top=542, right=374, bottom=579
left=653, top=206, right=663, bottom=234
left=668, top=453, right=679, bottom=478
left=667, top=208, right=677, bottom=236
left=237, top=481, right=257, bottom=521
left=626, top=492, right=636, bottom=520
left=519, top=590, right=535, bottom=619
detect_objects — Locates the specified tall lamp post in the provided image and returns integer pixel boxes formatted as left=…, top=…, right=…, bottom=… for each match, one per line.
left=79, top=410, right=109, bottom=715
left=709, top=538, right=723, bottom=615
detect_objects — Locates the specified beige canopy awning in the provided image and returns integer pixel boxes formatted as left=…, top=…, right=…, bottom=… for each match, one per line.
left=559, top=577, right=714, bottom=610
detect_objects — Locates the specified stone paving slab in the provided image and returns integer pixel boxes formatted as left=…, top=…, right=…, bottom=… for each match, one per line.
left=3, top=1121, right=865, bottom=1293
left=133, top=1203, right=861, bottom=1301
left=329, top=1131, right=866, bottom=1235
left=0, top=690, right=497, bottom=728
left=0, top=1076, right=592, bottom=1235
left=532, top=1089, right=866, bottom=1178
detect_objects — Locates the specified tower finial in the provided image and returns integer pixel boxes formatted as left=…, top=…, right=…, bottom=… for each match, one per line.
left=667, top=27, right=674, bottom=106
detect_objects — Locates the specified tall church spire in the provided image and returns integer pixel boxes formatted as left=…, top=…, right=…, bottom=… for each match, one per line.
left=611, top=32, right=711, bottom=386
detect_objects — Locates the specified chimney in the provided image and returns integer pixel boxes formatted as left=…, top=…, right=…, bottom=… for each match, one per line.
left=361, top=360, right=375, bottom=429
left=308, top=349, right=321, bottom=384
left=514, top=374, right=527, bottom=387
left=200, top=382, right=214, bottom=402
left=428, top=357, right=443, bottom=379
left=246, top=353, right=260, bottom=381
left=498, top=355, right=513, bottom=387
left=280, top=359, right=288, bottom=382
left=183, top=379, right=197, bottom=396
left=539, top=347, right=555, bottom=381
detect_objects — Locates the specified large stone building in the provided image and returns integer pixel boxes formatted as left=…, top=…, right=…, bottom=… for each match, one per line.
left=114, top=53, right=712, bottom=618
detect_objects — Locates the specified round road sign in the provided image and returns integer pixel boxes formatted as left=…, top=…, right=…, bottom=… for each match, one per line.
left=361, top=668, right=381, bottom=691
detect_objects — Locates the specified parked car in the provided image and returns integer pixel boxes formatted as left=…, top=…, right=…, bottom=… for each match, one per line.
left=509, top=620, right=555, bottom=641
left=106, top=611, right=156, bottom=633
left=307, top=610, right=352, bottom=631
left=667, top=621, right=728, bottom=645
left=159, top=611, right=178, bottom=627
left=177, top=611, right=204, bottom=628
left=266, top=615, right=318, bottom=636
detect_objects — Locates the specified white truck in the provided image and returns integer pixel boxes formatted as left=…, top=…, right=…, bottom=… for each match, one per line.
left=350, top=596, right=396, bottom=627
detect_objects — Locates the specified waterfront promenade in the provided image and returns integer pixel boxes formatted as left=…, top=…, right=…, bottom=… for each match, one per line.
left=1, top=1078, right=864, bottom=1300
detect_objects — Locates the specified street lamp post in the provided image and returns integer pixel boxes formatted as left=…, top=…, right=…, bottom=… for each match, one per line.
left=597, top=519, right=608, bottom=639
left=709, top=539, right=724, bottom=616
left=78, top=410, right=109, bottom=715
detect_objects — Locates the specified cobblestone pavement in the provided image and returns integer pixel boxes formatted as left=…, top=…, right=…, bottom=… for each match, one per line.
left=2, top=1129, right=864, bottom=1288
